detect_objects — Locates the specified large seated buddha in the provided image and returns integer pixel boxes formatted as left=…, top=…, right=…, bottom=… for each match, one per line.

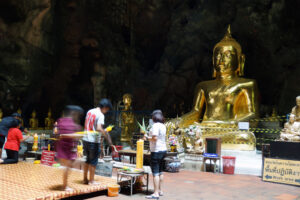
left=167, top=25, right=259, bottom=151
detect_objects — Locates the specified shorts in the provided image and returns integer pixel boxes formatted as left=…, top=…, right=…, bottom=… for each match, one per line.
left=150, top=151, right=167, bottom=176
left=0, top=135, right=5, bottom=149
left=83, top=141, right=100, bottom=166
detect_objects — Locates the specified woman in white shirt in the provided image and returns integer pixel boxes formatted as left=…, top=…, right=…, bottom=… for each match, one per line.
left=144, top=110, right=167, bottom=199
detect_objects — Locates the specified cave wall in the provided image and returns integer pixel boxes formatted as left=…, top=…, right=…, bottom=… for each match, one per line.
left=0, top=0, right=299, bottom=122
left=0, top=0, right=56, bottom=121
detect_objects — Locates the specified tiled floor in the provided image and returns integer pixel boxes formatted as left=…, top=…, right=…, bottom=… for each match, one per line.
left=0, top=162, right=116, bottom=200
left=87, top=170, right=300, bottom=200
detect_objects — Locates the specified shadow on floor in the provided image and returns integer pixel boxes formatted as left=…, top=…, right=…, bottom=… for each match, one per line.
left=61, top=191, right=107, bottom=200
left=62, top=187, right=151, bottom=199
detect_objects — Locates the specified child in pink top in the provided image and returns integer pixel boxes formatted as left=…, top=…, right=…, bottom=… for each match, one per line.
left=57, top=105, right=83, bottom=191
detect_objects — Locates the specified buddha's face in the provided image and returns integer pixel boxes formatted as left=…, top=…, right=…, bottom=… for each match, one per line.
left=296, top=97, right=300, bottom=107
left=289, top=115, right=295, bottom=123
left=123, top=96, right=132, bottom=106
left=32, top=112, right=36, bottom=118
left=213, top=46, right=238, bottom=75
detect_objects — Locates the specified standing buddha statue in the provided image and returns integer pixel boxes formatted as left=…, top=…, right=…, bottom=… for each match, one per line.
left=120, top=94, right=135, bottom=144
left=45, top=108, right=54, bottom=129
left=29, top=110, right=39, bottom=129
left=166, top=25, right=259, bottom=151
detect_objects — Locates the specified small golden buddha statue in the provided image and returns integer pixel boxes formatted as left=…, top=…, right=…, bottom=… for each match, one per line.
left=0, top=108, right=3, bottom=122
left=291, top=96, right=300, bottom=122
left=279, top=114, right=300, bottom=142
left=120, top=94, right=135, bottom=143
left=166, top=25, right=259, bottom=150
left=45, top=108, right=54, bottom=129
left=17, top=108, right=24, bottom=127
left=29, top=110, right=39, bottom=129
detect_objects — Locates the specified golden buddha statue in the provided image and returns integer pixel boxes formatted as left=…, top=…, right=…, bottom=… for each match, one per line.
left=0, top=108, right=3, bottom=122
left=120, top=94, right=135, bottom=143
left=45, top=108, right=54, bottom=129
left=29, top=110, right=39, bottom=129
left=17, top=108, right=24, bottom=127
left=166, top=25, right=259, bottom=151
left=279, top=114, right=300, bottom=142
left=291, top=96, right=300, bottom=122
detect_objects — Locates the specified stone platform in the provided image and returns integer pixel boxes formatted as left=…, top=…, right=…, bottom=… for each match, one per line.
left=0, top=162, right=116, bottom=200
left=183, top=150, right=262, bottom=176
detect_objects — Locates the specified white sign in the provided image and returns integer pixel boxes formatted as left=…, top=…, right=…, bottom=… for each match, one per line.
left=238, top=122, right=249, bottom=130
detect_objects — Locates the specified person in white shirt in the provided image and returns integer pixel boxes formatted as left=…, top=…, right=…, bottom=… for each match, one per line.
left=144, top=110, right=167, bottom=199
left=83, top=98, right=113, bottom=185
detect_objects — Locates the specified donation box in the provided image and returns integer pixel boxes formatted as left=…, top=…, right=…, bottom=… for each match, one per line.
left=41, top=150, right=56, bottom=166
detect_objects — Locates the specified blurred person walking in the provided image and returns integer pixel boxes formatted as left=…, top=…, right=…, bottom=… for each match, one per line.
left=56, top=105, right=84, bottom=191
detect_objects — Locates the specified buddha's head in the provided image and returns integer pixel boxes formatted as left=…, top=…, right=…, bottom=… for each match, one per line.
left=296, top=96, right=300, bottom=107
left=213, top=25, right=245, bottom=78
left=123, top=94, right=133, bottom=109
left=0, top=108, right=2, bottom=118
left=289, top=114, right=295, bottom=124
left=48, top=108, right=52, bottom=117
left=32, top=110, right=37, bottom=118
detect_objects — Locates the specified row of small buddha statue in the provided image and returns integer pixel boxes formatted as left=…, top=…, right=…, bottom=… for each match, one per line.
left=0, top=108, right=54, bottom=130
left=29, top=109, right=55, bottom=129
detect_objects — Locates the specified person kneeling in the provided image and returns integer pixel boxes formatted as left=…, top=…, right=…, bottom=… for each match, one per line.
left=0, top=120, right=31, bottom=164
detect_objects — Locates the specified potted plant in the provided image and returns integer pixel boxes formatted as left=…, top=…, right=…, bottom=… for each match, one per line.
left=168, top=134, right=178, bottom=152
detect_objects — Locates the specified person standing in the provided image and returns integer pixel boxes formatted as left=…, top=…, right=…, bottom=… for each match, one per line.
left=83, top=98, right=113, bottom=185
left=144, top=110, right=167, bottom=199
left=0, top=120, right=31, bottom=164
left=0, top=113, right=26, bottom=158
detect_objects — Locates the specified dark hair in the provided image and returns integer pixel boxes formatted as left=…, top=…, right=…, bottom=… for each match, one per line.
left=63, top=105, right=84, bottom=116
left=152, top=111, right=164, bottom=123
left=12, top=119, right=20, bottom=128
left=11, top=113, right=22, bottom=118
left=98, top=98, right=112, bottom=109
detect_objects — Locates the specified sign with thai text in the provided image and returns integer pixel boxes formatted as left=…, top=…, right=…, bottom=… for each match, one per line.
left=263, top=158, right=300, bottom=186
left=41, top=150, right=55, bottom=166
left=238, top=122, right=249, bottom=130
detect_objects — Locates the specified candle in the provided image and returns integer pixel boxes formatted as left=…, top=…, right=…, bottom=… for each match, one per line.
left=77, top=143, right=83, bottom=158
left=136, top=139, right=144, bottom=169
left=32, top=133, right=38, bottom=151
left=48, top=144, right=51, bottom=151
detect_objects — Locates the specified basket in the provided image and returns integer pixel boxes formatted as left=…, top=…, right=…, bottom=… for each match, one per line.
left=95, top=146, right=118, bottom=177
left=164, top=157, right=181, bottom=172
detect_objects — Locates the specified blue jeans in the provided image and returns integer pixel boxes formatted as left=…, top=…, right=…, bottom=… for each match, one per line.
left=83, top=141, right=100, bottom=166
left=150, top=151, right=167, bottom=176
